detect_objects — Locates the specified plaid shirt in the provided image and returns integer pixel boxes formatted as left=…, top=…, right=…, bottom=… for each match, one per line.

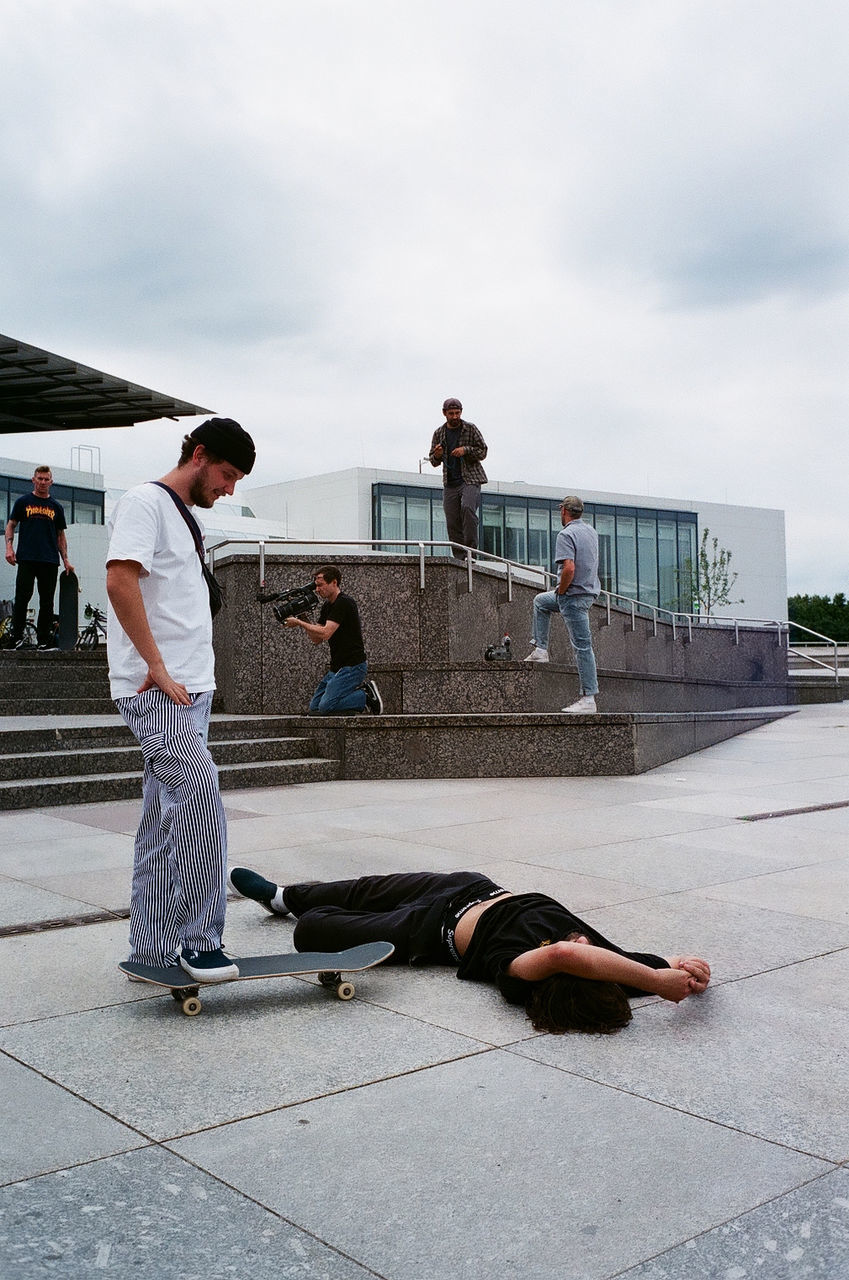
left=428, top=418, right=488, bottom=486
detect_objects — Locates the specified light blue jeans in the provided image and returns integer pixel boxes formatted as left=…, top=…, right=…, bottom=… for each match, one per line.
left=531, top=591, right=599, bottom=696
left=309, top=661, right=368, bottom=714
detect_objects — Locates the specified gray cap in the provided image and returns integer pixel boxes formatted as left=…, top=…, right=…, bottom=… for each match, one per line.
left=442, top=398, right=462, bottom=412
left=560, top=495, right=584, bottom=515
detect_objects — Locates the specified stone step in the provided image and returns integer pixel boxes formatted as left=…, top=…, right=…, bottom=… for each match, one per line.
left=0, top=716, right=309, bottom=754
left=0, top=735, right=325, bottom=781
left=0, top=697, right=119, bottom=715
left=0, top=678, right=110, bottom=696
left=0, top=756, right=341, bottom=810
left=0, top=652, right=108, bottom=679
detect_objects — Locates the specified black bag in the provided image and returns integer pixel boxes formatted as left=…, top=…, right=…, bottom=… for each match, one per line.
left=152, top=482, right=225, bottom=617
left=201, top=560, right=225, bottom=618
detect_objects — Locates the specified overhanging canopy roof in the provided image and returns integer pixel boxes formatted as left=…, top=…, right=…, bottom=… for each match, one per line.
left=0, top=333, right=212, bottom=434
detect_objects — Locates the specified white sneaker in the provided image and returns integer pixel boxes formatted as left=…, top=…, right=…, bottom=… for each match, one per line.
left=523, top=647, right=550, bottom=663
left=561, top=696, right=597, bottom=714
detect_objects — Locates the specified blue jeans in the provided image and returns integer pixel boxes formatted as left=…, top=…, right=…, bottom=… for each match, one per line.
left=309, top=661, right=368, bottom=714
left=531, top=591, right=599, bottom=696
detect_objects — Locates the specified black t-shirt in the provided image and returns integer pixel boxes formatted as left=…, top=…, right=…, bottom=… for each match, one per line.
left=319, top=592, right=366, bottom=671
left=10, top=494, right=67, bottom=564
left=444, top=425, right=462, bottom=486
left=456, top=893, right=670, bottom=1004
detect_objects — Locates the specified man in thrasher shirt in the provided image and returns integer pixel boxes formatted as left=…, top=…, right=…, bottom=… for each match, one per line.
left=4, top=465, right=74, bottom=649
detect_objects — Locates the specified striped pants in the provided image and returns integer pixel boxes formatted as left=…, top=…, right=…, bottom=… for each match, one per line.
left=116, top=688, right=228, bottom=966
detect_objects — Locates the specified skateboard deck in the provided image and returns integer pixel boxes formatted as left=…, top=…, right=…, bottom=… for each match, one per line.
left=119, top=941, right=395, bottom=1015
left=57, top=570, right=79, bottom=650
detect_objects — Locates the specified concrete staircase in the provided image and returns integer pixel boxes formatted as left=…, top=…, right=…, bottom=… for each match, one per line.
left=0, top=648, right=114, bottom=714
left=0, top=717, right=341, bottom=811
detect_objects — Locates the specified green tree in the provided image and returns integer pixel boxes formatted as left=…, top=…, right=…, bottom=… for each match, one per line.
left=686, top=528, right=743, bottom=617
left=787, top=593, right=849, bottom=642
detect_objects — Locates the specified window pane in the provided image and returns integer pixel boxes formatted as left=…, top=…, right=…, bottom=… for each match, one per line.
left=481, top=504, right=503, bottom=559
left=615, top=515, right=637, bottom=600
left=637, top=517, right=659, bottom=607
left=594, top=513, right=616, bottom=595
left=505, top=505, right=527, bottom=563
left=678, top=522, right=697, bottom=613
left=431, top=495, right=448, bottom=553
left=528, top=508, right=549, bottom=569
left=658, top=520, right=678, bottom=612
left=407, top=495, right=430, bottom=543
left=378, top=493, right=405, bottom=553
left=72, top=502, right=100, bottom=525
left=8, top=484, right=29, bottom=520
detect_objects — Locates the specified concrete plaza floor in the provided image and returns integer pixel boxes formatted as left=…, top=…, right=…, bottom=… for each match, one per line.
left=2, top=702, right=849, bottom=1279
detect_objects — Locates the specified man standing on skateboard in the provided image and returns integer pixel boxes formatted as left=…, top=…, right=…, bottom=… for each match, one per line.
left=4, top=465, right=74, bottom=650
left=106, top=418, right=255, bottom=982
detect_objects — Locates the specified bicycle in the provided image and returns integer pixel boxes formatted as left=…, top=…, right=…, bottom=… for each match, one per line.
left=77, top=602, right=108, bottom=649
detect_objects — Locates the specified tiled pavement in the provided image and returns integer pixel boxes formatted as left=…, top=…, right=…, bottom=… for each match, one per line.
left=2, top=703, right=848, bottom=1278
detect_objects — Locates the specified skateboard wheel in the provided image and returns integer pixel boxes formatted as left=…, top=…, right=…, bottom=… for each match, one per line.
left=181, top=997, right=202, bottom=1016
left=336, top=982, right=355, bottom=1000
left=318, top=971, right=341, bottom=987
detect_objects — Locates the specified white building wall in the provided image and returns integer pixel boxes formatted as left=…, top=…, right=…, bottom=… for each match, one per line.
left=245, top=469, right=373, bottom=543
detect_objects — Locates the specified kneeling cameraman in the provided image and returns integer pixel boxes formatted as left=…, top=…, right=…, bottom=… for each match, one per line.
left=285, top=564, right=382, bottom=716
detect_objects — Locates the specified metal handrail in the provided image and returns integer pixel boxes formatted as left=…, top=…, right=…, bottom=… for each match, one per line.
left=207, top=535, right=840, bottom=682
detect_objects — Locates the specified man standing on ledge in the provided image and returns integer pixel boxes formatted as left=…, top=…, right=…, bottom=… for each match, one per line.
left=429, top=397, right=488, bottom=557
left=285, top=564, right=382, bottom=716
left=5, top=465, right=74, bottom=650
left=106, top=418, right=255, bottom=982
left=524, top=496, right=601, bottom=714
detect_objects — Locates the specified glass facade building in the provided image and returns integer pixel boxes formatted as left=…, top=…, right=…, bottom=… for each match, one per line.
left=1, top=472, right=105, bottom=526
left=372, top=483, right=698, bottom=614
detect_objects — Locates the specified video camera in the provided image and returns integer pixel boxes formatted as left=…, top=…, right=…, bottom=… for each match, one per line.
left=258, top=581, right=320, bottom=624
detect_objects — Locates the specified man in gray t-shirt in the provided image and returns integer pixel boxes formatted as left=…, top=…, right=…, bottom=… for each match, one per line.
left=524, top=495, right=601, bottom=713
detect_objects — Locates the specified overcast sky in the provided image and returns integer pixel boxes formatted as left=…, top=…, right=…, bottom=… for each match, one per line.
left=2, top=0, right=846, bottom=595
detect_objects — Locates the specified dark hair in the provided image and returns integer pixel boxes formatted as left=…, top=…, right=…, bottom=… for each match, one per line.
left=178, top=434, right=224, bottom=467
left=525, top=973, right=632, bottom=1035
left=314, top=564, right=342, bottom=585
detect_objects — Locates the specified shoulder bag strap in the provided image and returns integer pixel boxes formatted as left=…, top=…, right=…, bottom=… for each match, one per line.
left=151, top=481, right=205, bottom=564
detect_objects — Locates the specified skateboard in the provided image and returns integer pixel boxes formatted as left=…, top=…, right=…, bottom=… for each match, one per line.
left=57, top=569, right=79, bottom=651
left=119, top=941, right=395, bottom=1016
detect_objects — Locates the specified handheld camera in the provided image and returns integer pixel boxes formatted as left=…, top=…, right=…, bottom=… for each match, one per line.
left=258, top=581, right=320, bottom=624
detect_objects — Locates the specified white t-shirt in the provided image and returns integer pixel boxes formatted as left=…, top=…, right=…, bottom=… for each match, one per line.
left=106, top=482, right=215, bottom=698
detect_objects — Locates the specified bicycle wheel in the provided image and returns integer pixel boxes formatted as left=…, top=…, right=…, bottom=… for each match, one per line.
left=76, top=625, right=99, bottom=649
left=18, top=621, right=37, bottom=649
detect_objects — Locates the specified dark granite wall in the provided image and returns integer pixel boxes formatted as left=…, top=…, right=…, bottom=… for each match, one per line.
left=212, top=553, right=791, bottom=714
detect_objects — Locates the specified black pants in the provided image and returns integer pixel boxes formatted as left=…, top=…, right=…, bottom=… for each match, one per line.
left=286, top=871, right=501, bottom=965
left=13, top=561, right=58, bottom=645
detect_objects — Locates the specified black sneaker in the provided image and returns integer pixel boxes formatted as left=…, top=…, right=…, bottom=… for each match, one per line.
left=179, top=947, right=239, bottom=982
left=228, top=866, right=289, bottom=916
left=362, top=679, right=383, bottom=715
